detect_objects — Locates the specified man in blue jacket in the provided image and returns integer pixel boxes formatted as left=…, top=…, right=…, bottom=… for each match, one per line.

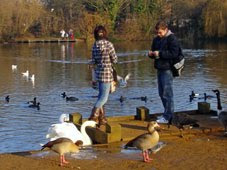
left=148, top=21, right=182, bottom=124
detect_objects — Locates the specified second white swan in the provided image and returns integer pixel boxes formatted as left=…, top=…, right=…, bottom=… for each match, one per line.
left=46, top=114, right=97, bottom=146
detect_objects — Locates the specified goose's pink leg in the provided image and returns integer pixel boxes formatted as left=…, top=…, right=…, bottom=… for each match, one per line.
left=145, top=150, right=153, bottom=162
left=60, top=155, right=69, bottom=166
left=142, top=150, right=153, bottom=162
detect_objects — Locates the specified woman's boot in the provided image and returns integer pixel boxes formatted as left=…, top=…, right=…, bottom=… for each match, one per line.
left=89, top=107, right=100, bottom=123
left=99, top=106, right=107, bottom=126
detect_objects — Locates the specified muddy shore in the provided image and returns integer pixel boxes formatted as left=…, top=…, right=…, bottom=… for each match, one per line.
left=1, top=126, right=226, bottom=170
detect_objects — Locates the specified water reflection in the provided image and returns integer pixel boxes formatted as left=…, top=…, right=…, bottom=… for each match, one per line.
left=0, top=41, right=226, bottom=153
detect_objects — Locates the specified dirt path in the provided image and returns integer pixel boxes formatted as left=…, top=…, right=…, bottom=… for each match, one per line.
left=1, top=129, right=226, bottom=170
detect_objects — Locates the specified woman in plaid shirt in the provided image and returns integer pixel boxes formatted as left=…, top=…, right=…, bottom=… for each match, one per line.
left=89, top=25, right=118, bottom=127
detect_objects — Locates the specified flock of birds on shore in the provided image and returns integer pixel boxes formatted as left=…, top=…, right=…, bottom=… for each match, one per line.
left=41, top=114, right=163, bottom=165
left=3, top=65, right=227, bottom=165
left=39, top=88, right=227, bottom=166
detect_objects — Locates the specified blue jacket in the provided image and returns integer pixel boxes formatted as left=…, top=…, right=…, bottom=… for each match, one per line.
left=151, top=32, right=181, bottom=70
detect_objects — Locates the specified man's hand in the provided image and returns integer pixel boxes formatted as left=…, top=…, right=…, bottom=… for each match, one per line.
left=148, top=50, right=159, bottom=59
left=153, top=51, right=159, bottom=58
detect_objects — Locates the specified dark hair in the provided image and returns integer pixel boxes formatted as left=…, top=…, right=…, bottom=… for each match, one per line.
left=155, top=21, right=168, bottom=30
left=94, top=25, right=107, bottom=40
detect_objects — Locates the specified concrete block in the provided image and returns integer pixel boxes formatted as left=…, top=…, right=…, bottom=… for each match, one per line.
left=136, top=106, right=150, bottom=121
left=198, top=102, right=210, bottom=114
left=86, top=123, right=122, bottom=144
left=86, top=127, right=108, bottom=144
left=106, top=123, right=122, bottom=142
left=107, top=133, right=121, bottom=143
left=106, top=123, right=121, bottom=133
left=69, top=112, right=82, bottom=125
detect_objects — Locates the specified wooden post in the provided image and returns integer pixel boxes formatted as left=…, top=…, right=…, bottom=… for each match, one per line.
left=136, top=106, right=150, bottom=121
left=69, top=112, right=82, bottom=125
left=106, top=123, right=122, bottom=142
left=198, top=102, right=210, bottom=114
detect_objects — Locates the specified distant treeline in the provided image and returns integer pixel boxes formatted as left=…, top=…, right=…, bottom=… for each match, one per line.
left=0, top=0, right=226, bottom=42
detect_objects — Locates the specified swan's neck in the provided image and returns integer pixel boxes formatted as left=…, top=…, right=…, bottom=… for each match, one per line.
left=81, top=123, right=92, bottom=145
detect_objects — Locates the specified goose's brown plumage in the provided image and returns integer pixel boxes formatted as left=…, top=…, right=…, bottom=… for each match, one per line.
left=125, top=121, right=160, bottom=162
left=42, top=137, right=83, bottom=166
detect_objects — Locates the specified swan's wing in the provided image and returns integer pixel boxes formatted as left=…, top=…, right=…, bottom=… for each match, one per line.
left=124, top=73, right=131, bottom=81
left=46, top=123, right=84, bottom=143
left=117, top=75, right=123, bottom=81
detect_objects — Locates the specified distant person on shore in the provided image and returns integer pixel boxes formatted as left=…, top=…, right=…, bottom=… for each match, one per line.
left=69, top=29, right=75, bottom=40
left=65, top=32, right=69, bottom=39
left=60, top=29, right=65, bottom=39
left=148, top=21, right=183, bottom=124
left=89, top=25, right=118, bottom=127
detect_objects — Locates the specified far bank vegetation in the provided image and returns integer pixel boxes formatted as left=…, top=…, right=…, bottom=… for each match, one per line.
left=0, top=0, right=226, bottom=42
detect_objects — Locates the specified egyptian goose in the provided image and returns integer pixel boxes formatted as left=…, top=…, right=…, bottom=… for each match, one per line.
left=41, top=137, right=83, bottom=166
left=124, top=121, right=160, bottom=162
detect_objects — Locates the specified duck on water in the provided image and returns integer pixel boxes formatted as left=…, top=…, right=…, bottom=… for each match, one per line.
left=61, top=92, right=79, bottom=101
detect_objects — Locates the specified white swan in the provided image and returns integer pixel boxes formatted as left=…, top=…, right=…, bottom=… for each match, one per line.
left=46, top=114, right=97, bottom=146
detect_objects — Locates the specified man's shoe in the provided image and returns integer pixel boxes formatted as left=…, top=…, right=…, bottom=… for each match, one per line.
left=157, top=116, right=168, bottom=124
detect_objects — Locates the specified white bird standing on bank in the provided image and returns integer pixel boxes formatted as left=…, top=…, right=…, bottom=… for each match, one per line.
left=22, top=70, right=29, bottom=77
left=117, top=73, right=131, bottom=87
left=46, top=114, right=97, bottom=146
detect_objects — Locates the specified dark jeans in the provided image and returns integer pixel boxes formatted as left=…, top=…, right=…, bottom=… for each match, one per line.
left=157, top=70, right=174, bottom=120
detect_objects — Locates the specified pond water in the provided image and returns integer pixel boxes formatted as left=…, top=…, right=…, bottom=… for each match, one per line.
left=0, top=40, right=226, bottom=153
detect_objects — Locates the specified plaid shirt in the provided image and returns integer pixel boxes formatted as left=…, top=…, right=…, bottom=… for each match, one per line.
left=92, top=40, right=117, bottom=83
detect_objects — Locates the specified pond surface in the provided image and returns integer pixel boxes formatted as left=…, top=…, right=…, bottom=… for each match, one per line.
left=0, top=40, right=226, bottom=153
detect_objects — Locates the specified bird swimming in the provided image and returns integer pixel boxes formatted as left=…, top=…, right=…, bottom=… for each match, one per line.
left=5, top=95, right=10, bottom=103
left=46, top=114, right=97, bottom=146
left=189, top=90, right=199, bottom=102
left=66, top=96, right=79, bottom=101
left=61, top=92, right=79, bottom=101
left=22, top=70, right=29, bottom=77
left=198, top=93, right=215, bottom=102
left=28, top=102, right=40, bottom=110
left=117, top=73, right=131, bottom=87
left=141, top=96, right=148, bottom=102
left=131, top=96, right=148, bottom=102
left=27, top=97, right=37, bottom=105
left=119, top=96, right=126, bottom=103
left=41, top=137, right=83, bottom=166
left=61, top=92, right=66, bottom=98
left=124, top=121, right=160, bottom=162
left=12, top=65, right=17, bottom=70
left=29, top=74, right=35, bottom=82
